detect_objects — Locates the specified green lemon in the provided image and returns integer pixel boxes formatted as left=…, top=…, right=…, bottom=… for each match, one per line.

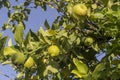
left=12, top=52, right=26, bottom=64
left=73, top=4, right=87, bottom=16
left=24, top=57, right=34, bottom=68
left=84, top=37, right=94, bottom=46
left=48, top=45, right=60, bottom=57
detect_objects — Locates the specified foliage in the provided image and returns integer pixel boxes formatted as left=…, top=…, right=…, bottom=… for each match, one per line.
left=0, top=0, right=120, bottom=80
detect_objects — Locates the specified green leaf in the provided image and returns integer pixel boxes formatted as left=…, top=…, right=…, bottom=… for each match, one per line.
left=3, top=47, right=17, bottom=56
left=91, top=13, right=104, bottom=19
left=30, top=29, right=39, bottom=41
left=14, top=22, right=24, bottom=44
left=71, top=69, right=82, bottom=78
left=44, top=20, right=50, bottom=29
left=92, top=43, right=100, bottom=52
left=68, top=33, right=76, bottom=44
left=56, top=30, right=68, bottom=38
left=45, top=29, right=56, bottom=36
left=24, top=31, right=31, bottom=47
left=0, top=36, right=8, bottom=50
left=73, top=58, right=88, bottom=75
left=67, top=3, right=73, bottom=15
left=37, top=62, right=46, bottom=78
left=8, top=38, right=12, bottom=46
left=3, top=0, right=10, bottom=9
left=46, top=65, right=58, bottom=73
left=0, top=33, right=3, bottom=39
left=117, top=63, right=120, bottom=69
left=38, top=27, right=51, bottom=44
left=101, top=0, right=109, bottom=6
left=93, top=62, right=105, bottom=74
left=2, top=61, right=12, bottom=65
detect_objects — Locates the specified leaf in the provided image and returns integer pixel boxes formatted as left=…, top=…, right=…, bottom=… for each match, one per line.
left=111, top=59, right=120, bottom=65
left=0, top=33, right=3, bottom=39
left=8, top=38, right=12, bottom=46
left=30, top=29, right=39, bottom=41
left=37, top=62, right=46, bottom=78
left=38, top=27, right=46, bottom=36
left=45, top=29, right=56, bottom=36
left=117, top=63, right=120, bottom=69
left=38, top=27, right=51, bottom=44
left=71, top=69, right=82, bottom=78
left=24, top=31, right=31, bottom=47
left=0, top=36, right=8, bottom=50
left=101, top=0, right=109, bottom=6
left=46, top=65, right=58, bottom=73
left=56, top=30, right=68, bottom=38
left=44, top=20, right=50, bottom=29
left=93, top=62, right=105, bottom=74
left=112, top=11, right=120, bottom=17
left=92, top=71, right=103, bottom=80
left=69, top=33, right=76, bottom=42
left=92, top=43, right=100, bottom=52
left=14, top=22, right=24, bottom=44
left=67, top=3, right=73, bottom=15
left=3, top=47, right=17, bottom=56
left=43, top=60, right=59, bottom=77
left=2, top=61, right=12, bottom=65
left=16, top=72, right=25, bottom=79
left=73, top=58, right=88, bottom=75
left=91, top=13, right=104, bottom=19
left=4, top=0, right=10, bottom=9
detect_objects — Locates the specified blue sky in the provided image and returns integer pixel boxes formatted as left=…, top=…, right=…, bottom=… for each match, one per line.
left=0, top=1, right=58, bottom=79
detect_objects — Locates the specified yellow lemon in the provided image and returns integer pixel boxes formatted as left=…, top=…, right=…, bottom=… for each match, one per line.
left=84, top=37, right=94, bottom=46
left=73, top=4, right=87, bottom=16
left=48, top=45, right=60, bottom=57
left=12, top=52, right=26, bottom=64
left=24, top=57, right=34, bottom=68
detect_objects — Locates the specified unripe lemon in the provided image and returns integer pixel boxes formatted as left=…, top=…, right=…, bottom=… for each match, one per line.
left=12, top=52, right=26, bottom=64
left=48, top=45, right=60, bottom=57
left=73, top=4, right=87, bottom=16
left=24, top=57, right=34, bottom=68
left=84, top=37, right=94, bottom=46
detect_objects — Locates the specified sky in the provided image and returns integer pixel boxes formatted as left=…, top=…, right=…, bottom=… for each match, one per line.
left=0, top=1, right=58, bottom=80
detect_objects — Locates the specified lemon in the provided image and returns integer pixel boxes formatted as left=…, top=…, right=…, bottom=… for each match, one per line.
left=73, top=4, right=87, bottom=16
left=48, top=45, right=60, bottom=57
left=24, top=57, right=34, bottom=68
left=12, top=52, right=26, bottom=64
left=84, top=37, right=94, bottom=46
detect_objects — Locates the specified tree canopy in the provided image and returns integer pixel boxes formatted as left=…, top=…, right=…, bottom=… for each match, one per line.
left=0, top=0, right=120, bottom=80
